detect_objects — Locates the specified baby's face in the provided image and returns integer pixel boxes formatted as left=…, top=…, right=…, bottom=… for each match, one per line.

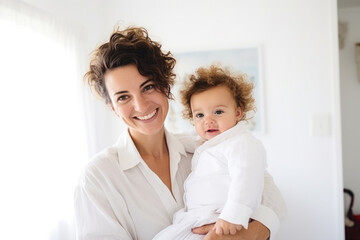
left=190, top=85, right=243, bottom=140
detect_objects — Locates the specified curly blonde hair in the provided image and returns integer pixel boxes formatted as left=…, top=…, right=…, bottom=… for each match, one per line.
left=180, top=65, right=255, bottom=121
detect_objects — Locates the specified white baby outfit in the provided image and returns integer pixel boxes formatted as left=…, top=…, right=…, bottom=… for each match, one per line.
left=153, top=122, right=267, bottom=240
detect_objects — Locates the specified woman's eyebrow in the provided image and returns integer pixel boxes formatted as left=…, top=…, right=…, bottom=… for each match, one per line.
left=139, top=79, right=153, bottom=88
left=113, top=90, right=128, bottom=96
left=113, top=79, right=153, bottom=96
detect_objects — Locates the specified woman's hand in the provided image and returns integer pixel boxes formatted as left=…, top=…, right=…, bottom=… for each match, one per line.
left=191, top=220, right=270, bottom=240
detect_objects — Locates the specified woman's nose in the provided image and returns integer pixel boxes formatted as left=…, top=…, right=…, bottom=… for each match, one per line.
left=133, top=95, right=148, bottom=112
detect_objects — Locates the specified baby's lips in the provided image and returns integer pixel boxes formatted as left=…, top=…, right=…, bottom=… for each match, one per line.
left=206, top=129, right=218, bottom=132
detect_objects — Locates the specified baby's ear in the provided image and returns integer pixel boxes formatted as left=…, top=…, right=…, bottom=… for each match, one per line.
left=236, top=107, right=244, bottom=121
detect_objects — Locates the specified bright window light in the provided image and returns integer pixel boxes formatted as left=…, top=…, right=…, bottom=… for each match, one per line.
left=0, top=4, right=88, bottom=240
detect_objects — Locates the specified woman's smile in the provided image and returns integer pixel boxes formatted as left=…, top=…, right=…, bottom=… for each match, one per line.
left=135, top=108, right=158, bottom=121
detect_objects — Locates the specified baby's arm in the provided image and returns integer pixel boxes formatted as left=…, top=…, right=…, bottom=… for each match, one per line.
left=214, top=218, right=243, bottom=235
left=219, top=134, right=266, bottom=229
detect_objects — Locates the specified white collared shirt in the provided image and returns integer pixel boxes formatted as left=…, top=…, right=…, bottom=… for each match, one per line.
left=74, top=128, right=286, bottom=240
left=74, top=129, right=191, bottom=240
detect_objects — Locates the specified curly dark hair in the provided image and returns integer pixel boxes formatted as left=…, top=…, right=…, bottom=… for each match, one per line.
left=180, top=65, right=255, bottom=121
left=84, top=26, right=176, bottom=104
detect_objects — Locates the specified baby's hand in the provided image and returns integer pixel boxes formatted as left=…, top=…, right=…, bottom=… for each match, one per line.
left=214, top=219, right=243, bottom=236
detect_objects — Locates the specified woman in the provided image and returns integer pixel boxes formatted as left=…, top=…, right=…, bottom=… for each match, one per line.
left=74, top=26, right=286, bottom=240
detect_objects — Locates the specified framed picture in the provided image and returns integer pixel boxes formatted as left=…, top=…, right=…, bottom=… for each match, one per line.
left=356, top=43, right=360, bottom=82
left=165, top=46, right=265, bottom=134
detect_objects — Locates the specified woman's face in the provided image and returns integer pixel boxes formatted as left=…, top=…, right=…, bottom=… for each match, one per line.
left=104, top=64, right=169, bottom=138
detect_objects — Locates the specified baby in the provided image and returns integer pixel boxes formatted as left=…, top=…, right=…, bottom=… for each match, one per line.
left=154, top=65, right=267, bottom=239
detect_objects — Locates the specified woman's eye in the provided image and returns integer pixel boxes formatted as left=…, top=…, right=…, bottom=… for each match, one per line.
left=117, top=95, right=129, bottom=102
left=215, top=110, right=224, bottom=115
left=195, top=113, right=204, bottom=118
left=143, top=84, right=155, bottom=92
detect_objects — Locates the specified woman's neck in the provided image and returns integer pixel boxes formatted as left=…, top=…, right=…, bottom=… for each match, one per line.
left=129, top=127, right=172, bottom=192
left=129, top=127, right=167, bottom=159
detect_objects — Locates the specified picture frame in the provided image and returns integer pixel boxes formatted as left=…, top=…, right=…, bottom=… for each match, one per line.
left=165, top=46, right=265, bottom=134
left=356, top=43, right=360, bottom=82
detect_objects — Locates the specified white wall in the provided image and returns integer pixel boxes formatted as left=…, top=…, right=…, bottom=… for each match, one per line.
left=339, top=6, right=360, bottom=214
left=18, top=0, right=344, bottom=239
left=101, top=1, right=344, bottom=240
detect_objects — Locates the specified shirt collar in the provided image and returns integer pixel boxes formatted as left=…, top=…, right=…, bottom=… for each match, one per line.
left=165, top=128, right=188, bottom=182
left=114, top=129, right=142, bottom=171
left=114, top=128, right=187, bottom=171
left=197, top=121, right=248, bottom=151
left=165, top=128, right=187, bottom=158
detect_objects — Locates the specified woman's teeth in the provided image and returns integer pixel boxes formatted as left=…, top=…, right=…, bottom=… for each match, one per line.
left=137, top=109, right=157, bottom=120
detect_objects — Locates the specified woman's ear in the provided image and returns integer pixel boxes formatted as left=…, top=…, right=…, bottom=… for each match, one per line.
left=108, top=103, right=120, bottom=117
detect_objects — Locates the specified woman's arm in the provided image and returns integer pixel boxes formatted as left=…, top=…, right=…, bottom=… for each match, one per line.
left=251, top=171, right=287, bottom=236
left=74, top=169, right=134, bottom=240
left=192, top=171, right=286, bottom=240
left=192, top=221, right=269, bottom=240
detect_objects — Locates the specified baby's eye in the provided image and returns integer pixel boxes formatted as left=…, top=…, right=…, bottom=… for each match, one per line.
left=195, top=113, right=204, bottom=118
left=214, top=110, right=224, bottom=115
